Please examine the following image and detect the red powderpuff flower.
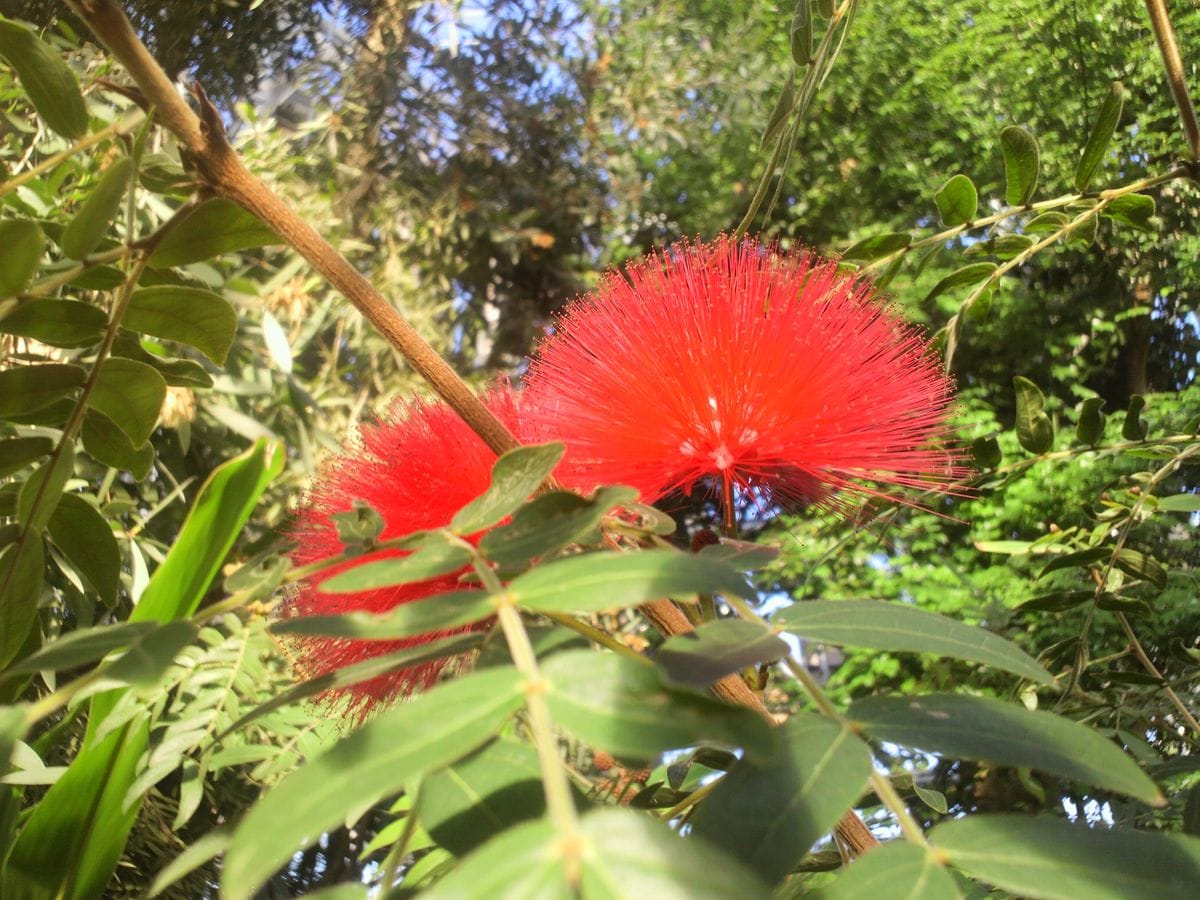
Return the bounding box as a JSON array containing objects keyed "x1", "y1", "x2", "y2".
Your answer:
[
  {"x1": 522, "y1": 237, "x2": 960, "y2": 520},
  {"x1": 285, "y1": 385, "x2": 520, "y2": 719}
]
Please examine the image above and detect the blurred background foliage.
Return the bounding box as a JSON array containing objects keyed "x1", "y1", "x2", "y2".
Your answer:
[{"x1": 1, "y1": 0, "x2": 1198, "y2": 894}]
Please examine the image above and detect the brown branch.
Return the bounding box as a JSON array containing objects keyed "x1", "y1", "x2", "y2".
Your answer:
[
  {"x1": 1144, "y1": 0, "x2": 1200, "y2": 161},
  {"x1": 640, "y1": 600, "x2": 880, "y2": 857},
  {"x1": 65, "y1": 0, "x2": 519, "y2": 458}
]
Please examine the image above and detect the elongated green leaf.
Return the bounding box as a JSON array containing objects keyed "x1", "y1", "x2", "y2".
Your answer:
[
  {"x1": 842, "y1": 231, "x2": 910, "y2": 261},
  {"x1": 16, "y1": 440, "x2": 73, "y2": 529},
  {"x1": 931, "y1": 814, "x2": 1200, "y2": 900},
  {"x1": 80, "y1": 409, "x2": 154, "y2": 479},
  {"x1": 0, "y1": 364, "x2": 84, "y2": 419},
  {"x1": 1075, "y1": 82, "x2": 1124, "y2": 191},
  {"x1": 47, "y1": 492, "x2": 120, "y2": 605},
  {"x1": 1, "y1": 621, "x2": 156, "y2": 677},
  {"x1": 223, "y1": 631, "x2": 486, "y2": 736},
  {"x1": 421, "y1": 737, "x2": 547, "y2": 856},
  {"x1": 656, "y1": 619, "x2": 788, "y2": 688},
  {"x1": 1103, "y1": 193, "x2": 1155, "y2": 231},
  {"x1": 87, "y1": 358, "x2": 166, "y2": 448},
  {"x1": 221, "y1": 667, "x2": 525, "y2": 899},
  {"x1": 691, "y1": 714, "x2": 873, "y2": 883},
  {"x1": 102, "y1": 620, "x2": 198, "y2": 688},
  {"x1": 848, "y1": 693, "x2": 1163, "y2": 805},
  {"x1": 0, "y1": 219, "x2": 45, "y2": 299},
  {"x1": 508, "y1": 549, "x2": 755, "y2": 614},
  {"x1": 790, "y1": 0, "x2": 812, "y2": 65},
  {"x1": 1000, "y1": 125, "x2": 1039, "y2": 205},
  {"x1": 963, "y1": 233, "x2": 1033, "y2": 260},
  {"x1": 1037, "y1": 546, "x2": 1109, "y2": 578},
  {"x1": 0, "y1": 536, "x2": 44, "y2": 669},
  {"x1": 1013, "y1": 376, "x2": 1054, "y2": 453},
  {"x1": 133, "y1": 439, "x2": 283, "y2": 623},
  {"x1": 146, "y1": 827, "x2": 230, "y2": 899},
  {"x1": 480, "y1": 485, "x2": 637, "y2": 568},
  {"x1": 427, "y1": 808, "x2": 768, "y2": 899},
  {"x1": 319, "y1": 539, "x2": 471, "y2": 593},
  {"x1": 760, "y1": 72, "x2": 795, "y2": 148},
  {"x1": 814, "y1": 840, "x2": 959, "y2": 900},
  {"x1": 541, "y1": 650, "x2": 773, "y2": 762},
  {"x1": 61, "y1": 157, "x2": 135, "y2": 259},
  {"x1": 0, "y1": 703, "x2": 26, "y2": 776},
  {"x1": 272, "y1": 589, "x2": 494, "y2": 640},
  {"x1": 774, "y1": 599, "x2": 1052, "y2": 684},
  {"x1": 1076, "y1": 397, "x2": 1106, "y2": 444},
  {"x1": 451, "y1": 442, "x2": 564, "y2": 535},
  {"x1": 1158, "y1": 494, "x2": 1200, "y2": 513},
  {"x1": 934, "y1": 173, "x2": 977, "y2": 226},
  {"x1": 0, "y1": 17, "x2": 88, "y2": 139},
  {"x1": 0, "y1": 299, "x2": 106, "y2": 347},
  {"x1": 147, "y1": 198, "x2": 281, "y2": 267},
  {"x1": 924, "y1": 262, "x2": 996, "y2": 303},
  {"x1": 124, "y1": 286, "x2": 238, "y2": 365},
  {"x1": 0, "y1": 436, "x2": 53, "y2": 478}
]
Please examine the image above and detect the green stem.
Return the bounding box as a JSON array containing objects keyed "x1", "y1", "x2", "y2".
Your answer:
[{"x1": 540, "y1": 610, "x2": 650, "y2": 665}]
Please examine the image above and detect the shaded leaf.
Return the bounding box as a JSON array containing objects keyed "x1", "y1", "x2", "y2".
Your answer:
[
  {"x1": 842, "y1": 231, "x2": 910, "y2": 262},
  {"x1": 931, "y1": 814, "x2": 1200, "y2": 900},
  {"x1": 102, "y1": 620, "x2": 198, "y2": 688},
  {"x1": 451, "y1": 442, "x2": 565, "y2": 535},
  {"x1": 0, "y1": 536, "x2": 44, "y2": 669},
  {"x1": 934, "y1": 174, "x2": 977, "y2": 226},
  {"x1": 125, "y1": 286, "x2": 238, "y2": 365},
  {"x1": 656, "y1": 619, "x2": 788, "y2": 688},
  {"x1": 61, "y1": 157, "x2": 135, "y2": 259},
  {"x1": 0, "y1": 299, "x2": 106, "y2": 347},
  {"x1": 1122, "y1": 394, "x2": 1148, "y2": 441},
  {"x1": 849, "y1": 693, "x2": 1163, "y2": 805},
  {"x1": 0, "y1": 218, "x2": 45, "y2": 299},
  {"x1": 0, "y1": 17, "x2": 88, "y2": 138},
  {"x1": 1000, "y1": 125, "x2": 1039, "y2": 205},
  {"x1": 147, "y1": 198, "x2": 281, "y2": 268},
  {"x1": 1075, "y1": 81, "x2": 1124, "y2": 191},
  {"x1": 1013, "y1": 376, "x2": 1053, "y2": 453},
  {"x1": 1076, "y1": 397, "x2": 1106, "y2": 445},
  {"x1": 1, "y1": 621, "x2": 156, "y2": 676},
  {"x1": 814, "y1": 840, "x2": 959, "y2": 900},
  {"x1": 16, "y1": 440, "x2": 74, "y2": 529},
  {"x1": 774, "y1": 599, "x2": 1052, "y2": 684},
  {"x1": 87, "y1": 358, "x2": 166, "y2": 448},
  {"x1": 1103, "y1": 194, "x2": 1155, "y2": 231},
  {"x1": 925, "y1": 263, "x2": 996, "y2": 303},
  {"x1": 80, "y1": 410, "x2": 154, "y2": 480},
  {"x1": 971, "y1": 435, "x2": 1001, "y2": 469},
  {"x1": 47, "y1": 492, "x2": 120, "y2": 606},
  {"x1": 0, "y1": 436, "x2": 53, "y2": 478},
  {"x1": 480, "y1": 485, "x2": 637, "y2": 568},
  {"x1": 0, "y1": 364, "x2": 84, "y2": 419}
]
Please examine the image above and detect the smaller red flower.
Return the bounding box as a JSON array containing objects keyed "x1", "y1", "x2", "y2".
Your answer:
[
  {"x1": 285, "y1": 385, "x2": 520, "y2": 719},
  {"x1": 522, "y1": 237, "x2": 960, "y2": 519}
]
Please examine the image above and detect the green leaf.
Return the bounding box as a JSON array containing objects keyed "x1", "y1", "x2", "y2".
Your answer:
[
  {"x1": 1037, "y1": 546, "x2": 1110, "y2": 578},
  {"x1": 1112, "y1": 548, "x2": 1167, "y2": 590},
  {"x1": 426, "y1": 808, "x2": 769, "y2": 899},
  {"x1": 329, "y1": 499, "x2": 385, "y2": 548},
  {"x1": 87, "y1": 358, "x2": 166, "y2": 447},
  {"x1": 760, "y1": 72, "x2": 795, "y2": 148},
  {"x1": 272, "y1": 589, "x2": 494, "y2": 640},
  {"x1": 1122, "y1": 394, "x2": 1148, "y2": 441},
  {"x1": 47, "y1": 492, "x2": 120, "y2": 606},
  {"x1": 319, "y1": 538, "x2": 472, "y2": 593},
  {"x1": 0, "y1": 17, "x2": 88, "y2": 139},
  {"x1": 0, "y1": 436, "x2": 53, "y2": 478},
  {"x1": 971, "y1": 435, "x2": 1001, "y2": 469},
  {"x1": 17, "y1": 440, "x2": 74, "y2": 529},
  {"x1": 790, "y1": 0, "x2": 812, "y2": 66},
  {"x1": 223, "y1": 631, "x2": 486, "y2": 736},
  {"x1": 0, "y1": 299, "x2": 106, "y2": 347},
  {"x1": 145, "y1": 827, "x2": 230, "y2": 899},
  {"x1": 1, "y1": 621, "x2": 156, "y2": 677},
  {"x1": 1075, "y1": 81, "x2": 1124, "y2": 191},
  {"x1": 1076, "y1": 397, "x2": 1106, "y2": 444},
  {"x1": 1013, "y1": 376, "x2": 1054, "y2": 453},
  {"x1": 541, "y1": 650, "x2": 773, "y2": 762},
  {"x1": 924, "y1": 262, "x2": 997, "y2": 303},
  {"x1": 80, "y1": 409, "x2": 154, "y2": 480},
  {"x1": 696, "y1": 539, "x2": 779, "y2": 570},
  {"x1": 848, "y1": 693, "x2": 1163, "y2": 805},
  {"x1": 0, "y1": 536, "x2": 44, "y2": 669},
  {"x1": 1000, "y1": 125, "x2": 1040, "y2": 205},
  {"x1": 451, "y1": 442, "x2": 564, "y2": 535},
  {"x1": 1158, "y1": 494, "x2": 1200, "y2": 513},
  {"x1": 147, "y1": 198, "x2": 281, "y2": 268},
  {"x1": 508, "y1": 549, "x2": 755, "y2": 615},
  {"x1": 656, "y1": 620, "x2": 788, "y2": 689},
  {"x1": 774, "y1": 599, "x2": 1053, "y2": 685},
  {"x1": 0, "y1": 364, "x2": 84, "y2": 419},
  {"x1": 0, "y1": 703, "x2": 27, "y2": 776},
  {"x1": 841, "y1": 231, "x2": 910, "y2": 261},
  {"x1": 60, "y1": 157, "x2": 135, "y2": 259},
  {"x1": 930, "y1": 814, "x2": 1200, "y2": 900},
  {"x1": 102, "y1": 620, "x2": 198, "y2": 688},
  {"x1": 1025, "y1": 211, "x2": 1070, "y2": 233},
  {"x1": 814, "y1": 841, "x2": 959, "y2": 900},
  {"x1": 220, "y1": 667, "x2": 525, "y2": 899},
  {"x1": 124, "y1": 286, "x2": 238, "y2": 365},
  {"x1": 132, "y1": 439, "x2": 283, "y2": 623},
  {"x1": 0, "y1": 219, "x2": 46, "y2": 299},
  {"x1": 1102, "y1": 194, "x2": 1155, "y2": 231},
  {"x1": 480, "y1": 485, "x2": 637, "y2": 568},
  {"x1": 110, "y1": 330, "x2": 214, "y2": 388},
  {"x1": 691, "y1": 714, "x2": 873, "y2": 883},
  {"x1": 1014, "y1": 589, "x2": 1094, "y2": 613},
  {"x1": 421, "y1": 737, "x2": 547, "y2": 856},
  {"x1": 963, "y1": 233, "x2": 1033, "y2": 260},
  {"x1": 934, "y1": 173, "x2": 978, "y2": 226}
]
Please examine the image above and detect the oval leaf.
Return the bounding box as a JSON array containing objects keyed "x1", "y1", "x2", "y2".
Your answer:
[
  {"x1": 1076, "y1": 397, "x2": 1106, "y2": 445},
  {"x1": 124, "y1": 286, "x2": 238, "y2": 365},
  {"x1": 0, "y1": 436, "x2": 53, "y2": 479},
  {"x1": 774, "y1": 599, "x2": 1053, "y2": 684},
  {"x1": 0, "y1": 218, "x2": 46, "y2": 299},
  {"x1": 47, "y1": 492, "x2": 120, "y2": 606},
  {"x1": 273, "y1": 589, "x2": 494, "y2": 640},
  {"x1": 1102, "y1": 193, "x2": 1155, "y2": 231},
  {"x1": 815, "y1": 840, "x2": 959, "y2": 900},
  {"x1": 480, "y1": 485, "x2": 637, "y2": 568},
  {"x1": 0, "y1": 536, "x2": 44, "y2": 668},
  {"x1": 0, "y1": 17, "x2": 88, "y2": 139},
  {"x1": 924, "y1": 262, "x2": 996, "y2": 303},
  {"x1": 60, "y1": 157, "x2": 135, "y2": 260},
  {"x1": 1000, "y1": 125, "x2": 1039, "y2": 205},
  {"x1": 80, "y1": 409, "x2": 154, "y2": 480},
  {"x1": 656, "y1": 619, "x2": 789, "y2": 688},
  {"x1": 1013, "y1": 375, "x2": 1054, "y2": 453},
  {"x1": 0, "y1": 364, "x2": 84, "y2": 419},
  {"x1": 451, "y1": 442, "x2": 565, "y2": 535},
  {"x1": 1075, "y1": 81, "x2": 1124, "y2": 192},
  {"x1": 842, "y1": 231, "x2": 910, "y2": 262},
  {"x1": 848, "y1": 693, "x2": 1163, "y2": 805},
  {"x1": 319, "y1": 539, "x2": 472, "y2": 594},
  {"x1": 0, "y1": 299, "x2": 106, "y2": 347},
  {"x1": 147, "y1": 198, "x2": 281, "y2": 268},
  {"x1": 87, "y1": 358, "x2": 166, "y2": 448},
  {"x1": 934, "y1": 173, "x2": 978, "y2": 226}
]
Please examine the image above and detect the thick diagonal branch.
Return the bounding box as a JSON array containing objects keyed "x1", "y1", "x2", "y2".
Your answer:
[{"x1": 1144, "y1": 0, "x2": 1200, "y2": 161}]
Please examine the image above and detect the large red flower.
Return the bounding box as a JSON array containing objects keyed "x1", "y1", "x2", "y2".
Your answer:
[
  {"x1": 522, "y1": 237, "x2": 959, "y2": 518},
  {"x1": 285, "y1": 385, "x2": 520, "y2": 718}
]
